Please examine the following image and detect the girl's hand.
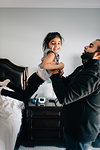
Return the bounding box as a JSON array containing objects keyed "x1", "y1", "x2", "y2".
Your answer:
[{"x1": 58, "y1": 62, "x2": 64, "y2": 69}]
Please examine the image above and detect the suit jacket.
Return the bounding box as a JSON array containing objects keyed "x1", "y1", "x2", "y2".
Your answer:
[{"x1": 50, "y1": 59, "x2": 100, "y2": 143}]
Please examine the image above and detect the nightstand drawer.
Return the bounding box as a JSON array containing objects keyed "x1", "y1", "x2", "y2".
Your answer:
[
  {"x1": 26, "y1": 118, "x2": 61, "y2": 128},
  {"x1": 26, "y1": 109, "x2": 61, "y2": 118},
  {"x1": 28, "y1": 128, "x2": 62, "y2": 139}
]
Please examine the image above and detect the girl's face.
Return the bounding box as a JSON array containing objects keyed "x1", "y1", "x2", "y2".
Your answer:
[{"x1": 48, "y1": 37, "x2": 62, "y2": 53}]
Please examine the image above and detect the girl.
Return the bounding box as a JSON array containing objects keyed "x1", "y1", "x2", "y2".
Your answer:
[{"x1": 0, "y1": 32, "x2": 64, "y2": 102}]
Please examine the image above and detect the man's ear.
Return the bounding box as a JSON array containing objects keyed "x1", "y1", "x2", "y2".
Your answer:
[{"x1": 93, "y1": 52, "x2": 100, "y2": 60}]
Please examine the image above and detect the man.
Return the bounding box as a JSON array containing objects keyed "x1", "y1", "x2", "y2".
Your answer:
[{"x1": 50, "y1": 39, "x2": 100, "y2": 150}]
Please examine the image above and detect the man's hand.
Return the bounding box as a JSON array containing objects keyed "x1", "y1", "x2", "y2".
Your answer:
[
  {"x1": 49, "y1": 69, "x2": 64, "y2": 76},
  {"x1": 60, "y1": 69, "x2": 64, "y2": 76},
  {"x1": 49, "y1": 70, "x2": 59, "y2": 75}
]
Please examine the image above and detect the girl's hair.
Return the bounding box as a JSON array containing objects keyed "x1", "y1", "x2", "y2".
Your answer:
[{"x1": 42, "y1": 32, "x2": 63, "y2": 51}]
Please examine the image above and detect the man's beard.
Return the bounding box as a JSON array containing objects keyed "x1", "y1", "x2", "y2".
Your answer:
[{"x1": 81, "y1": 51, "x2": 96, "y2": 64}]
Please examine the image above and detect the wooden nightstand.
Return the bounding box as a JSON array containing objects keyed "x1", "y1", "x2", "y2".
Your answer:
[{"x1": 23, "y1": 99, "x2": 65, "y2": 147}]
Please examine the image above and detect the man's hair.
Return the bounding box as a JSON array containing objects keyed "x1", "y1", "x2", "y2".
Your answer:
[
  {"x1": 96, "y1": 39, "x2": 100, "y2": 51},
  {"x1": 96, "y1": 39, "x2": 100, "y2": 41}
]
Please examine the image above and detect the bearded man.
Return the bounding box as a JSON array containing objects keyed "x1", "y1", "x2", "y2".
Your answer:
[{"x1": 50, "y1": 39, "x2": 100, "y2": 150}]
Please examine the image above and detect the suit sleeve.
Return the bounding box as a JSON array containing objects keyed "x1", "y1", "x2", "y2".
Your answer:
[{"x1": 50, "y1": 74, "x2": 68, "y2": 104}]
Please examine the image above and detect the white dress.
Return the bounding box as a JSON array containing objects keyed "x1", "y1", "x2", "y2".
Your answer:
[{"x1": 38, "y1": 49, "x2": 60, "y2": 80}]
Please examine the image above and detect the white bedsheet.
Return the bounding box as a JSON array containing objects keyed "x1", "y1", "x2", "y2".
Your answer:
[{"x1": 0, "y1": 89, "x2": 24, "y2": 150}]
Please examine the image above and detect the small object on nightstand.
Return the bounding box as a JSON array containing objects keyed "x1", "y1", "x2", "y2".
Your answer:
[
  {"x1": 49, "y1": 98, "x2": 59, "y2": 106},
  {"x1": 38, "y1": 97, "x2": 46, "y2": 104},
  {"x1": 31, "y1": 94, "x2": 38, "y2": 105}
]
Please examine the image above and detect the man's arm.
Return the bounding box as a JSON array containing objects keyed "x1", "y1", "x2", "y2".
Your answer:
[
  {"x1": 50, "y1": 73, "x2": 67, "y2": 104},
  {"x1": 50, "y1": 64, "x2": 100, "y2": 105}
]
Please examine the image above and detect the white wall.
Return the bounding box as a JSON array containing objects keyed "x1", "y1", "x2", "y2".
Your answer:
[{"x1": 0, "y1": 8, "x2": 100, "y2": 98}]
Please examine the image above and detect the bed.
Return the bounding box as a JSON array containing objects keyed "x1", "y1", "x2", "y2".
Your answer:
[{"x1": 0, "y1": 58, "x2": 28, "y2": 150}]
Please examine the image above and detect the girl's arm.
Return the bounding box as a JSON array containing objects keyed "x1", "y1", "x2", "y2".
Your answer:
[{"x1": 41, "y1": 52, "x2": 64, "y2": 70}]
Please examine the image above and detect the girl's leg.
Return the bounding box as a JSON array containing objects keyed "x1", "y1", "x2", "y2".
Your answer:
[
  {"x1": 20, "y1": 72, "x2": 44, "y2": 99},
  {"x1": 7, "y1": 82, "x2": 23, "y2": 92},
  {"x1": 1, "y1": 89, "x2": 25, "y2": 101},
  {"x1": 1, "y1": 73, "x2": 44, "y2": 102}
]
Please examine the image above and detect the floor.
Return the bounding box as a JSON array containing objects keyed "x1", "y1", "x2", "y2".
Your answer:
[
  {"x1": 18, "y1": 146, "x2": 65, "y2": 150},
  {"x1": 18, "y1": 145, "x2": 100, "y2": 150}
]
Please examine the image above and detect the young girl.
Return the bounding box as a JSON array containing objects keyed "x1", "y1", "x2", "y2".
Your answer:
[{"x1": 0, "y1": 32, "x2": 64, "y2": 102}]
